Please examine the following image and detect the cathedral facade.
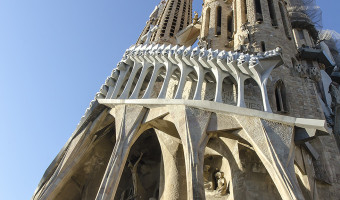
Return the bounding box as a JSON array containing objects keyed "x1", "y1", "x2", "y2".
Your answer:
[{"x1": 33, "y1": 0, "x2": 340, "y2": 199}]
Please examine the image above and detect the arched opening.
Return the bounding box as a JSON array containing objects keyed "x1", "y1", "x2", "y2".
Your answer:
[
  {"x1": 222, "y1": 76, "x2": 237, "y2": 105},
  {"x1": 275, "y1": 80, "x2": 288, "y2": 113},
  {"x1": 115, "y1": 129, "x2": 162, "y2": 200},
  {"x1": 182, "y1": 70, "x2": 198, "y2": 100},
  {"x1": 244, "y1": 79, "x2": 264, "y2": 111},
  {"x1": 202, "y1": 71, "x2": 217, "y2": 101},
  {"x1": 203, "y1": 131, "x2": 282, "y2": 200},
  {"x1": 151, "y1": 66, "x2": 167, "y2": 98},
  {"x1": 216, "y1": 6, "x2": 222, "y2": 36},
  {"x1": 138, "y1": 66, "x2": 155, "y2": 98},
  {"x1": 279, "y1": 2, "x2": 291, "y2": 40},
  {"x1": 267, "y1": 0, "x2": 278, "y2": 27},
  {"x1": 254, "y1": 0, "x2": 263, "y2": 23},
  {"x1": 203, "y1": 8, "x2": 211, "y2": 37}
]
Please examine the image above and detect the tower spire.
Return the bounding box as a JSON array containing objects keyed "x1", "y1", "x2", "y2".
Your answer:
[{"x1": 138, "y1": 0, "x2": 193, "y2": 45}]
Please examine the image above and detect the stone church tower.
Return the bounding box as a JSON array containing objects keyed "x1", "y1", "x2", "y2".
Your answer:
[{"x1": 33, "y1": 0, "x2": 340, "y2": 199}]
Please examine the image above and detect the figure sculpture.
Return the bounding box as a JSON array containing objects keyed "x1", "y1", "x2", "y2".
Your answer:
[
  {"x1": 237, "y1": 24, "x2": 250, "y2": 52},
  {"x1": 128, "y1": 152, "x2": 144, "y2": 198},
  {"x1": 215, "y1": 172, "x2": 227, "y2": 196},
  {"x1": 193, "y1": 11, "x2": 199, "y2": 24}
]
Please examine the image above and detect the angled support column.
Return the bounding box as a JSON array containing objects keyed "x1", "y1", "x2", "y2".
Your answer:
[
  {"x1": 129, "y1": 61, "x2": 153, "y2": 99},
  {"x1": 142, "y1": 62, "x2": 164, "y2": 99},
  {"x1": 109, "y1": 62, "x2": 131, "y2": 99},
  {"x1": 212, "y1": 67, "x2": 229, "y2": 103},
  {"x1": 118, "y1": 61, "x2": 143, "y2": 99},
  {"x1": 190, "y1": 59, "x2": 206, "y2": 100},
  {"x1": 95, "y1": 105, "x2": 147, "y2": 200},
  {"x1": 174, "y1": 63, "x2": 193, "y2": 99},
  {"x1": 217, "y1": 55, "x2": 249, "y2": 108},
  {"x1": 155, "y1": 129, "x2": 187, "y2": 200},
  {"x1": 248, "y1": 54, "x2": 283, "y2": 112},
  {"x1": 157, "y1": 63, "x2": 177, "y2": 99},
  {"x1": 235, "y1": 115, "x2": 305, "y2": 200},
  {"x1": 168, "y1": 106, "x2": 212, "y2": 200}
]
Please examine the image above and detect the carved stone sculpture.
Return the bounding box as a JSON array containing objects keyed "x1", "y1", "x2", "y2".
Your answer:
[
  {"x1": 128, "y1": 152, "x2": 144, "y2": 198},
  {"x1": 215, "y1": 172, "x2": 227, "y2": 196},
  {"x1": 193, "y1": 11, "x2": 199, "y2": 25}
]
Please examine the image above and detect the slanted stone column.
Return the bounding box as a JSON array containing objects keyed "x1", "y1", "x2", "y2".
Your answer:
[
  {"x1": 109, "y1": 62, "x2": 131, "y2": 99},
  {"x1": 118, "y1": 61, "x2": 143, "y2": 99},
  {"x1": 143, "y1": 63, "x2": 164, "y2": 99},
  {"x1": 174, "y1": 64, "x2": 193, "y2": 99},
  {"x1": 96, "y1": 105, "x2": 147, "y2": 200},
  {"x1": 235, "y1": 115, "x2": 305, "y2": 200},
  {"x1": 168, "y1": 106, "x2": 212, "y2": 200},
  {"x1": 130, "y1": 61, "x2": 153, "y2": 99},
  {"x1": 155, "y1": 129, "x2": 187, "y2": 200}
]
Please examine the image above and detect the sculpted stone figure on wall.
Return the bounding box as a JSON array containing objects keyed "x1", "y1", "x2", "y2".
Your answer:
[
  {"x1": 215, "y1": 172, "x2": 228, "y2": 196},
  {"x1": 237, "y1": 24, "x2": 250, "y2": 52},
  {"x1": 128, "y1": 153, "x2": 144, "y2": 199}
]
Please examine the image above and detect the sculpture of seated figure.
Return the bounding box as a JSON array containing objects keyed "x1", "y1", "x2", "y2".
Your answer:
[{"x1": 215, "y1": 172, "x2": 227, "y2": 196}]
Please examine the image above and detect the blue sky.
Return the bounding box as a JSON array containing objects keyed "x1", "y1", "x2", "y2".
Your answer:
[{"x1": 0, "y1": 0, "x2": 339, "y2": 199}]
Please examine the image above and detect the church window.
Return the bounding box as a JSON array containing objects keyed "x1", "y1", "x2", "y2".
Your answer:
[
  {"x1": 275, "y1": 80, "x2": 288, "y2": 113},
  {"x1": 216, "y1": 6, "x2": 222, "y2": 36},
  {"x1": 227, "y1": 13, "x2": 233, "y2": 38},
  {"x1": 204, "y1": 8, "x2": 211, "y2": 37},
  {"x1": 279, "y1": 2, "x2": 291, "y2": 39},
  {"x1": 254, "y1": 0, "x2": 263, "y2": 22},
  {"x1": 267, "y1": 0, "x2": 278, "y2": 26}
]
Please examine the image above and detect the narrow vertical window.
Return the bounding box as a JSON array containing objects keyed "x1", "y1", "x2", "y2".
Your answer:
[
  {"x1": 242, "y1": 0, "x2": 248, "y2": 24},
  {"x1": 267, "y1": 0, "x2": 277, "y2": 26},
  {"x1": 254, "y1": 0, "x2": 263, "y2": 23},
  {"x1": 261, "y1": 41, "x2": 266, "y2": 52},
  {"x1": 279, "y1": 2, "x2": 291, "y2": 39},
  {"x1": 228, "y1": 14, "x2": 233, "y2": 39},
  {"x1": 275, "y1": 80, "x2": 288, "y2": 112},
  {"x1": 216, "y1": 6, "x2": 222, "y2": 36},
  {"x1": 204, "y1": 8, "x2": 211, "y2": 37}
]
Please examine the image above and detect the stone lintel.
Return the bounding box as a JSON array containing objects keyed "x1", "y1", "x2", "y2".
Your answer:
[{"x1": 98, "y1": 99, "x2": 328, "y2": 133}]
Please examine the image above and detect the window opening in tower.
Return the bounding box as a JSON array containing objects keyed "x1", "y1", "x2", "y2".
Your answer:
[
  {"x1": 216, "y1": 6, "x2": 222, "y2": 36},
  {"x1": 254, "y1": 0, "x2": 263, "y2": 23},
  {"x1": 267, "y1": 0, "x2": 278, "y2": 27},
  {"x1": 279, "y1": 2, "x2": 291, "y2": 40}
]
